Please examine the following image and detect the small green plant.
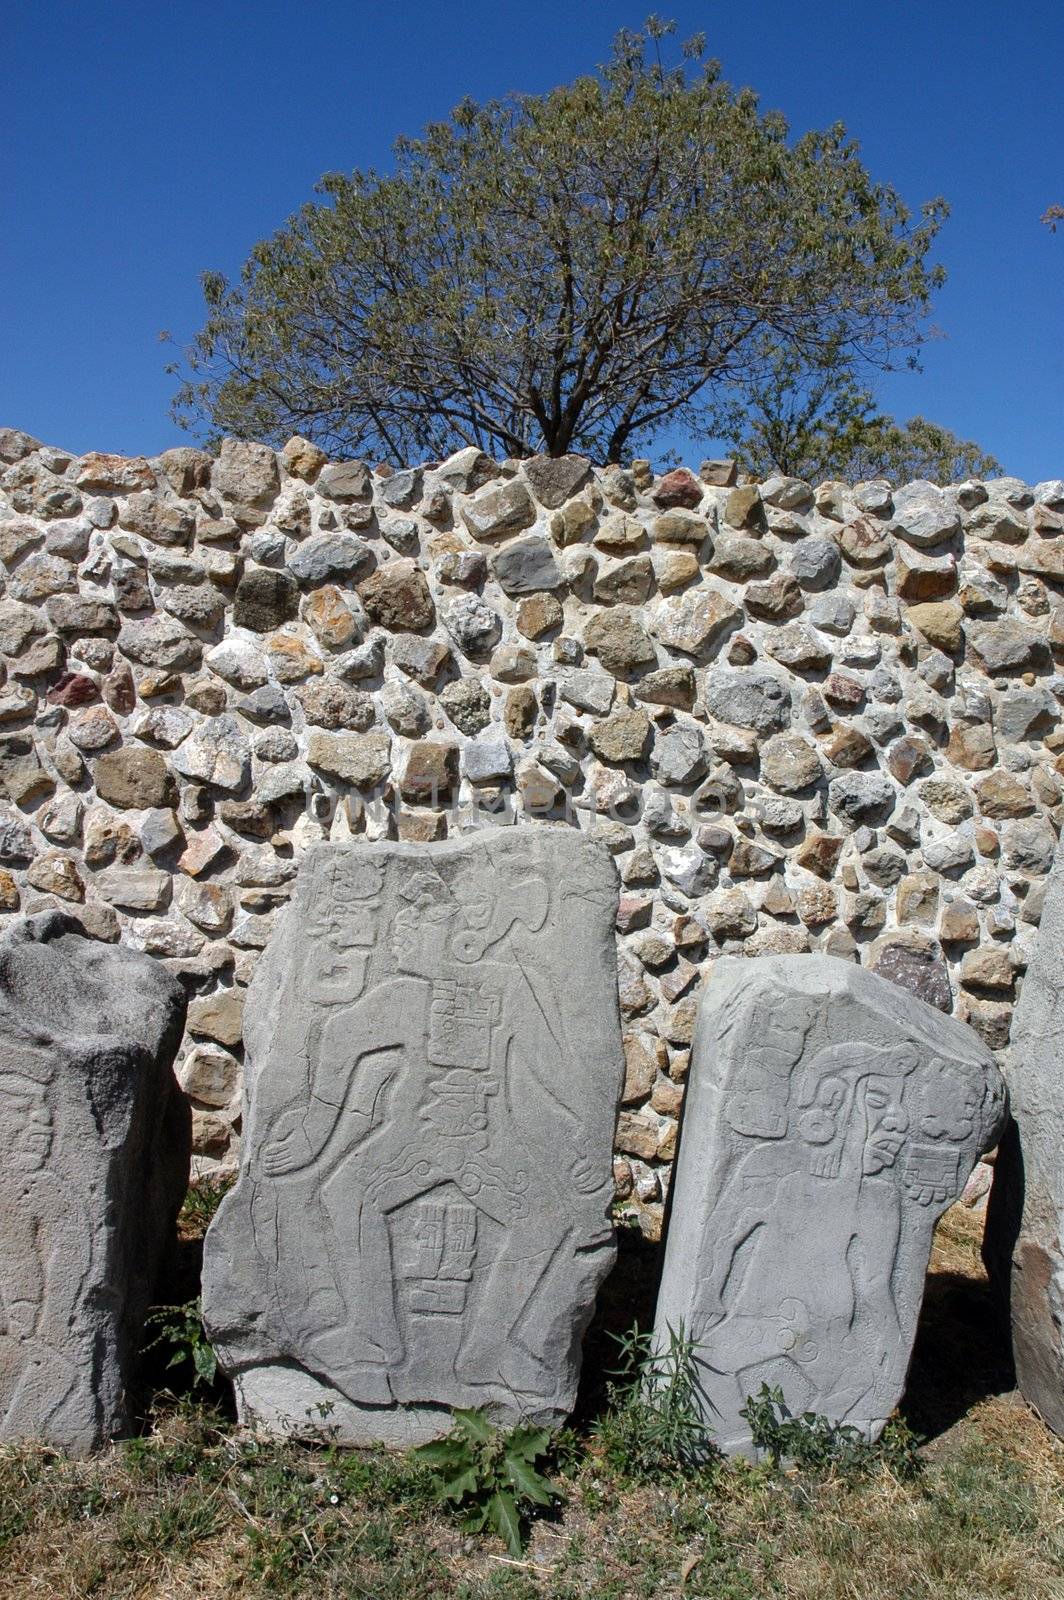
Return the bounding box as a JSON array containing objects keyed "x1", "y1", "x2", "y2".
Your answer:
[
  {"x1": 596, "y1": 1321, "x2": 716, "y2": 1480},
  {"x1": 412, "y1": 1406, "x2": 559, "y2": 1554},
  {"x1": 178, "y1": 1175, "x2": 234, "y2": 1237},
  {"x1": 739, "y1": 1383, "x2": 922, "y2": 1478},
  {"x1": 142, "y1": 1299, "x2": 218, "y2": 1392}
]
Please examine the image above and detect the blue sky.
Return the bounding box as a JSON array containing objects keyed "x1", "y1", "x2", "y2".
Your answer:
[{"x1": 2, "y1": 0, "x2": 1061, "y2": 478}]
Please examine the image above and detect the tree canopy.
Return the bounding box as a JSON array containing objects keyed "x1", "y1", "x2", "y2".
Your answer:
[
  {"x1": 172, "y1": 17, "x2": 950, "y2": 464},
  {"x1": 717, "y1": 347, "x2": 1001, "y2": 483}
]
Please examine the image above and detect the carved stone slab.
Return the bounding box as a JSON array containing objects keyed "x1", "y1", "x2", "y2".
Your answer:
[
  {"x1": 655, "y1": 954, "x2": 1005, "y2": 1456},
  {"x1": 203, "y1": 828, "x2": 624, "y2": 1444},
  {"x1": 0, "y1": 911, "x2": 189, "y2": 1450},
  {"x1": 985, "y1": 838, "x2": 1064, "y2": 1436}
]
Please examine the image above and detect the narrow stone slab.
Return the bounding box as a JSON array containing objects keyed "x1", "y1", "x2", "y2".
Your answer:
[
  {"x1": 655, "y1": 954, "x2": 1005, "y2": 1456},
  {"x1": 0, "y1": 912, "x2": 189, "y2": 1450},
  {"x1": 985, "y1": 837, "x2": 1064, "y2": 1436},
  {"x1": 203, "y1": 828, "x2": 624, "y2": 1444}
]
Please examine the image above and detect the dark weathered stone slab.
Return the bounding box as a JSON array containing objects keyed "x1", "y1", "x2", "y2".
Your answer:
[
  {"x1": 985, "y1": 838, "x2": 1064, "y2": 1436},
  {"x1": 0, "y1": 912, "x2": 189, "y2": 1450},
  {"x1": 203, "y1": 828, "x2": 624, "y2": 1444},
  {"x1": 655, "y1": 954, "x2": 1005, "y2": 1456}
]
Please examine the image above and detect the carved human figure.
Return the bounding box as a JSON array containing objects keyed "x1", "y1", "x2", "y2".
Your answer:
[
  {"x1": 203, "y1": 830, "x2": 625, "y2": 1444},
  {"x1": 654, "y1": 955, "x2": 1006, "y2": 1455}
]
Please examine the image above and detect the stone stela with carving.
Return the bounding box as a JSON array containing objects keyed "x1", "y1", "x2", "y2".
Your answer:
[
  {"x1": 655, "y1": 954, "x2": 1006, "y2": 1457},
  {"x1": 203, "y1": 827, "x2": 624, "y2": 1445},
  {"x1": 0, "y1": 911, "x2": 189, "y2": 1451}
]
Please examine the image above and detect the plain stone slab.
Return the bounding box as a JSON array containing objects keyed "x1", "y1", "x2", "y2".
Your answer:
[
  {"x1": 0, "y1": 911, "x2": 189, "y2": 1450},
  {"x1": 203, "y1": 827, "x2": 624, "y2": 1444},
  {"x1": 985, "y1": 835, "x2": 1064, "y2": 1436},
  {"x1": 655, "y1": 954, "x2": 1005, "y2": 1457}
]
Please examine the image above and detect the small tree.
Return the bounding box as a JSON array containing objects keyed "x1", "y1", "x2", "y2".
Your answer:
[
  {"x1": 172, "y1": 18, "x2": 948, "y2": 463},
  {"x1": 717, "y1": 346, "x2": 1001, "y2": 483}
]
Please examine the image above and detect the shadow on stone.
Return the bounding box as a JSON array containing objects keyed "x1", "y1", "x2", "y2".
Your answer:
[
  {"x1": 572, "y1": 1226, "x2": 664, "y2": 1428},
  {"x1": 899, "y1": 1245, "x2": 1015, "y2": 1444}
]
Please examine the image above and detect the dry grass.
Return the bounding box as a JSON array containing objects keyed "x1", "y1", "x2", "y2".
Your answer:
[{"x1": 0, "y1": 1202, "x2": 1061, "y2": 1600}]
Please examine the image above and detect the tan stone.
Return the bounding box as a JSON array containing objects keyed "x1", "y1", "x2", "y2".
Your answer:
[
  {"x1": 918, "y1": 776, "x2": 974, "y2": 824},
  {"x1": 504, "y1": 684, "x2": 537, "y2": 740},
  {"x1": 905, "y1": 601, "x2": 964, "y2": 652},
  {"x1": 266, "y1": 630, "x2": 325, "y2": 682},
  {"x1": 960, "y1": 947, "x2": 1015, "y2": 992},
  {"x1": 796, "y1": 881, "x2": 837, "y2": 926},
  {"x1": 975, "y1": 771, "x2": 1034, "y2": 818},
  {"x1": 303, "y1": 585, "x2": 358, "y2": 650},
  {"x1": 939, "y1": 898, "x2": 980, "y2": 943},
  {"x1": 896, "y1": 872, "x2": 939, "y2": 925},
  {"x1": 187, "y1": 990, "x2": 245, "y2": 1047},
  {"x1": 588, "y1": 708, "x2": 651, "y2": 764},
  {"x1": 795, "y1": 831, "x2": 844, "y2": 878},
  {"x1": 398, "y1": 741, "x2": 458, "y2": 802},
  {"x1": 947, "y1": 723, "x2": 997, "y2": 771},
  {"x1": 26, "y1": 850, "x2": 84, "y2": 901},
  {"x1": 516, "y1": 592, "x2": 563, "y2": 639},
  {"x1": 306, "y1": 731, "x2": 392, "y2": 787},
  {"x1": 280, "y1": 435, "x2": 327, "y2": 481}
]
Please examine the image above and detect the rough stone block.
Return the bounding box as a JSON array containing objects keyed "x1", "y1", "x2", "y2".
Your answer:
[
  {"x1": 0, "y1": 912, "x2": 189, "y2": 1449},
  {"x1": 985, "y1": 834, "x2": 1064, "y2": 1436},
  {"x1": 655, "y1": 954, "x2": 1005, "y2": 1457},
  {"x1": 203, "y1": 828, "x2": 624, "y2": 1444}
]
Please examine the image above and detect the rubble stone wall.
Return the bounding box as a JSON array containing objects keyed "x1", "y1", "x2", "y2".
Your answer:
[{"x1": 1, "y1": 425, "x2": 1061, "y2": 1237}]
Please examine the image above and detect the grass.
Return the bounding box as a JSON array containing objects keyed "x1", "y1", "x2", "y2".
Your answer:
[{"x1": 0, "y1": 1203, "x2": 1061, "y2": 1599}]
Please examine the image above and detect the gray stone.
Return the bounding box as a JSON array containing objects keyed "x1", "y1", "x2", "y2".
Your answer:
[
  {"x1": 171, "y1": 715, "x2": 251, "y2": 792},
  {"x1": 968, "y1": 619, "x2": 1051, "y2": 677},
  {"x1": 442, "y1": 593, "x2": 502, "y2": 656},
  {"x1": 890, "y1": 482, "x2": 961, "y2": 548},
  {"x1": 461, "y1": 736, "x2": 513, "y2": 784},
  {"x1": 435, "y1": 448, "x2": 494, "y2": 495},
  {"x1": 491, "y1": 537, "x2": 563, "y2": 596},
  {"x1": 317, "y1": 460, "x2": 371, "y2": 501},
  {"x1": 461, "y1": 481, "x2": 536, "y2": 541},
  {"x1": 789, "y1": 539, "x2": 842, "y2": 590},
  {"x1": 203, "y1": 830, "x2": 624, "y2": 1443},
  {"x1": 289, "y1": 534, "x2": 374, "y2": 588},
  {"x1": 0, "y1": 911, "x2": 189, "y2": 1448},
  {"x1": 655, "y1": 954, "x2": 1005, "y2": 1457},
  {"x1": 380, "y1": 517, "x2": 420, "y2": 556},
  {"x1": 829, "y1": 771, "x2": 897, "y2": 828},
  {"x1": 986, "y1": 835, "x2": 1064, "y2": 1436},
  {"x1": 381, "y1": 679, "x2": 430, "y2": 737},
  {"x1": 523, "y1": 455, "x2": 592, "y2": 509},
  {"x1": 237, "y1": 683, "x2": 290, "y2": 724},
  {"x1": 560, "y1": 669, "x2": 615, "y2": 717},
  {"x1": 378, "y1": 468, "x2": 422, "y2": 510},
  {"x1": 439, "y1": 678, "x2": 492, "y2": 737},
  {"x1": 116, "y1": 615, "x2": 201, "y2": 670},
  {"x1": 704, "y1": 670, "x2": 792, "y2": 735},
  {"x1": 652, "y1": 726, "x2": 707, "y2": 787}
]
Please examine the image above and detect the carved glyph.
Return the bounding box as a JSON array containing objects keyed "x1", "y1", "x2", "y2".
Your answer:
[
  {"x1": 203, "y1": 827, "x2": 624, "y2": 1444},
  {"x1": 655, "y1": 954, "x2": 1005, "y2": 1456}
]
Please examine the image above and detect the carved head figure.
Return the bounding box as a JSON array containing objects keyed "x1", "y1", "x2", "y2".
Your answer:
[
  {"x1": 0, "y1": 1074, "x2": 53, "y2": 1175},
  {"x1": 794, "y1": 1043, "x2": 916, "y2": 1181},
  {"x1": 390, "y1": 859, "x2": 550, "y2": 972},
  {"x1": 390, "y1": 871, "x2": 455, "y2": 975}
]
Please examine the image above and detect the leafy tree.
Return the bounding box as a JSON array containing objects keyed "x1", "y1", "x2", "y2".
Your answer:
[
  {"x1": 172, "y1": 17, "x2": 948, "y2": 463},
  {"x1": 716, "y1": 345, "x2": 1000, "y2": 483}
]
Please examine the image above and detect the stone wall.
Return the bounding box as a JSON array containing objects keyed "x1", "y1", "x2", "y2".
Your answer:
[{"x1": 1, "y1": 425, "x2": 1061, "y2": 1237}]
